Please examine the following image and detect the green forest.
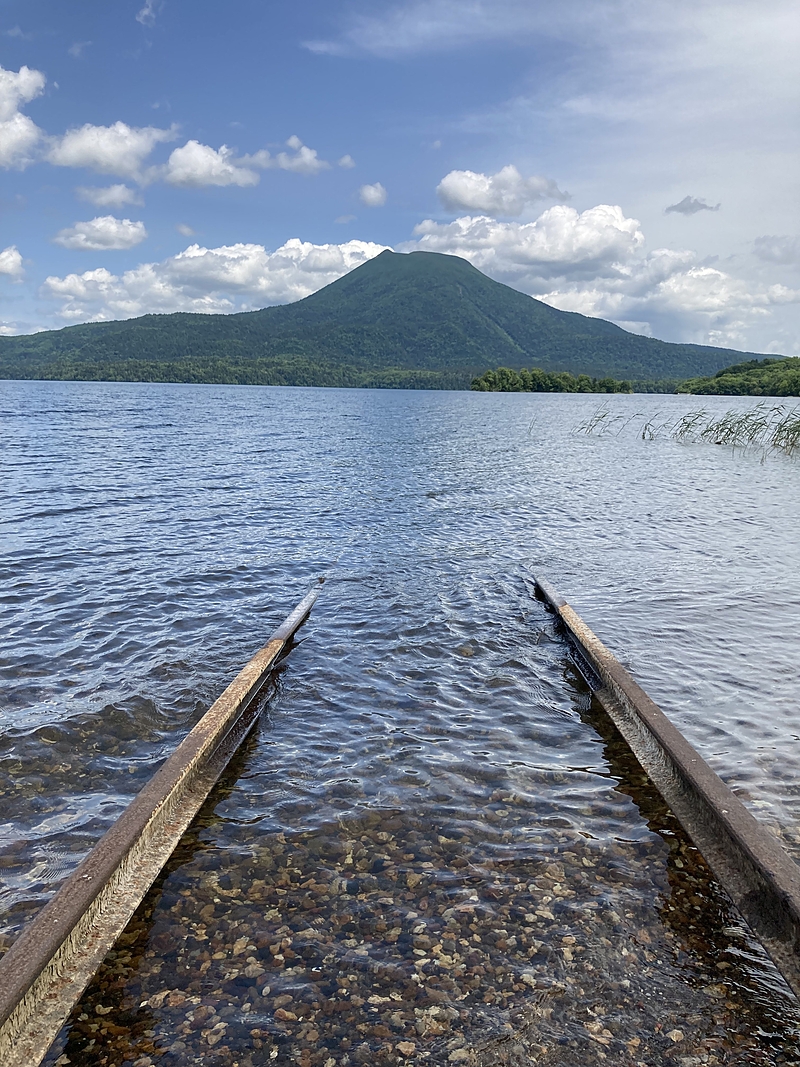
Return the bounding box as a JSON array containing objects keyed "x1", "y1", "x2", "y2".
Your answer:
[
  {"x1": 471, "y1": 367, "x2": 632, "y2": 392},
  {"x1": 678, "y1": 356, "x2": 800, "y2": 396}
]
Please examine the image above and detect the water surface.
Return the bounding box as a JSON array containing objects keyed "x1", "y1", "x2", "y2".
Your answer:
[{"x1": 2, "y1": 380, "x2": 800, "y2": 1065}]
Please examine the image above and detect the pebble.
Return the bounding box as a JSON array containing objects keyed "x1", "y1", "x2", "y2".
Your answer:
[{"x1": 36, "y1": 773, "x2": 800, "y2": 1066}]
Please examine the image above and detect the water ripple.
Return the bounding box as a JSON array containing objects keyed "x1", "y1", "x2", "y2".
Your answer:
[{"x1": 3, "y1": 381, "x2": 800, "y2": 1063}]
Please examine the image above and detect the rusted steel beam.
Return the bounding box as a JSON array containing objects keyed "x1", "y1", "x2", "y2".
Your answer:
[
  {"x1": 0, "y1": 582, "x2": 322, "y2": 1067},
  {"x1": 535, "y1": 576, "x2": 800, "y2": 999}
]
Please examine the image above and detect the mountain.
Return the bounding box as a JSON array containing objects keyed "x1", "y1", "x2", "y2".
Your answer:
[
  {"x1": 678, "y1": 356, "x2": 800, "y2": 396},
  {"x1": 0, "y1": 250, "x2": 774, "y2": 388}
]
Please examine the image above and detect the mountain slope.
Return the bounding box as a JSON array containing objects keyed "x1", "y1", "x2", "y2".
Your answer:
[{"x1": 0, "y1": 250, "x2": 773, "y2": 386}]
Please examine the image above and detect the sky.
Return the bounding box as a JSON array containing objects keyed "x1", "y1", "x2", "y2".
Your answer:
[{"x1": 0, "y1": 0, "x2": 798, "y2": 353}]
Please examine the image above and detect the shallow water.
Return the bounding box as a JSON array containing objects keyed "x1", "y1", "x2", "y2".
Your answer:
[{"x1": 2, "y1": 380, "x2": 800, "y2": 1065}]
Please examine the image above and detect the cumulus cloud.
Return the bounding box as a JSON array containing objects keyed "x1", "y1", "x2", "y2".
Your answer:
[
  {"x1": 273, "y1": 135, "x2": 330, "y2": 175},
  {"x1": 407, "y1": 204, "x2": 644, "y2": 277},
  {"x1": 53, "y1": 216, "x2": 148, "y2": 251},
  {"x1": 0, "y1": 245, "x2": 24, "y2": 276},
  {"x1": 76, "y1": 184, "x2": 143, "y2": 208},
  {"x1": 528, "y1": 264, "x2": 800, "y2": 349},
  {"x1": 338, "y1": 154, "x2": 356, "y2": 168},
  {"x1": 0, "y1": 64, "x2": 46, "y2": 169},
  {"x1": 754, "y1": 235, "x2": 800, "y2": 266},
  {"x1": 163, "y1": 141, "x2": 261, "y2": 187},
  {"x1": 666, "y1": 195, "x2": 721, "y2": 215},
  {"x1": 437, "y1": 165, "x2": 569, "y2": 215},
  {"x1": 359, "y1": 182, "x2": 387, "y2": 207},
  {"x1": 160, "y1": 136, "x2": 329, "y2": 187},
  {"x1": 41, "y1": 238, "x2": 389, "y2": 321},
  {"x1": 48, "y1": 121, "x2": 177, "y2": 181},
  {"x1": 0, "y1": 68, "x2": 334, "y2": 195},
  {"x1": 176, "y1": 223, "x2": 196, "y2": 237}
]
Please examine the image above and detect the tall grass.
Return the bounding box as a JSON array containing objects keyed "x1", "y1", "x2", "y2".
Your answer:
[{"x1": 578, "y1": 401, "x2": 800, "y2": 456}]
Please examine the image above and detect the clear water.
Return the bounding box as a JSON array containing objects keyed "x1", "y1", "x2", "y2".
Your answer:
[{"x1": 2, "y1": 380, "x2": 800, "y2": 1065}]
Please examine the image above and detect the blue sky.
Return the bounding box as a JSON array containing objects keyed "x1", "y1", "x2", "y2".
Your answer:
[{"x1": 0, "y1": 0, "x2": 798, "y2": 353}]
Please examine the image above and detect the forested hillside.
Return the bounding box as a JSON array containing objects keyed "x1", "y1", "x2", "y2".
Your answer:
[
  {"x1": 0, "y1": 251, "x2": 773, "y2": 387},
  {"x1": 679, "y1": 357, "x2": 800, "y2": 396}
]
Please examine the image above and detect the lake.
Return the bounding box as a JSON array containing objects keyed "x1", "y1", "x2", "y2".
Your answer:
[{"x1": 3, "y1": 379, "x2": 800, "y2": 1065}]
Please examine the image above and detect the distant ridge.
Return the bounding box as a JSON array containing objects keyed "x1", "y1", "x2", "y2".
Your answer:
[{"x1": 0, "y1": 250, "x2": 774, "y2": 388}]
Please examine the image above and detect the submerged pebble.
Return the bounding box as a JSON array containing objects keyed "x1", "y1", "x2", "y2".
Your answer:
[{"x1": 41, "y1": 775, "x2": 800, "y2": 1066}]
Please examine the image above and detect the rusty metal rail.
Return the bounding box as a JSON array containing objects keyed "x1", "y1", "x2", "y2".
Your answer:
[
  {"x1": 0, "y1": 582, "x2": 322, "y2": 1067},
  {"x1": 535, "y1": 576, "x2": 800, "y2": 1000}
]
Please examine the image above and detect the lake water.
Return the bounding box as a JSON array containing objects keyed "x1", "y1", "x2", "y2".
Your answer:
[{"x1": 3, "y1": 379, "x2": 800, "y2": 1066}]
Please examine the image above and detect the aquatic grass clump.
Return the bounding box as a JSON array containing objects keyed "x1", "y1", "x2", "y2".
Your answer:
[
  {"x1": 577, "y1": 407, "x2": 644, "y2": 436},
  {"x1": 578, "y1": 401, "x2": 800, "y2": 456},
  {"x1": 768, "y1": 409, "x2": 800, "y2": 455}
]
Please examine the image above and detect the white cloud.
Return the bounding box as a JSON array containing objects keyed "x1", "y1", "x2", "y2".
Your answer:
[
  {"x1": 68, "y1": 41, "x2": 91, "y2": 59},
  {"x1": 0, "y1": 110, "x2": 44, "y2": 169},
  {"x1": 176, "y1": 223, "x2": 196, "y2": 237},
  {"x1": 136, "y1": 0, "x2": 161, "y2": 27},
  {"x1": 303, "y1": 0, "x2": 513, "y2": 55},
  {"x1": 335, "y1": 214, "x2": 356, "y2": 224},
  {"x1": 76, "y1": 184, "x2": 143, "y2": 208},
  {"x1": 273, "y1": 136, "x2": 330, "y2": 175},
  {"x1": 163, "y1": 140, "x2": 261, "y2": 187},
  {"x1": 48, "y1": 121, "x2": 177, "y2": 180},
  {"x1": 653, "y1": 269, "x2": 799, "y2": 314},
  {"x1": 53, "y1": 216, "x2": 148, "y2": 251},
  {"x1": 0, "y1": 67, "x2": 332, "y2": 198},
  {"x1": 305, "y1": 0, "x2": 654, "y2": 57},
  {"x1": 0, "y1": 64, "x2": 46, "y2": 118},
  {"x1": 437, "y1": 165, "x2": 568, "y2": 216},
  {"x1": 408, "y1": 204, "x2": 644, "y2": 276},
  {"x1": 41, "y1": 238, "x2": 389, "y2": 321},
  {"x1": 304, "y1": 0, "x2": 798, "y2": 74},
  {"x1": 160, "y1": 136, "x2": 329, "y2": 187},
  {"x1": 0, "y1": 245, "x2": 23, "y2": 276},
  {"x1": 0, "y1": 64, "x2": 46, "y2": 168},
  {"x1": 359, "y1": 182, "x2": 387, "y2": 207},
  {"x1": 338, "y1": 154, "x2": 356, "y2": 168}
]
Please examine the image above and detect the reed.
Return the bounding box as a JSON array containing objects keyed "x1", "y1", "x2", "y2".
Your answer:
[
  {"x1": 577, "y1": 407, "x2": 644, "y2": 436},
  {"x1": 579, "y1": 401, "x2": 800, "y2": 455}
]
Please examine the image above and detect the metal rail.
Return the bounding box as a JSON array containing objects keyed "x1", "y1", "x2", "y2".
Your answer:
[
  {"x1": 0, "y1": 582, "x2": 322, "y2": 1067},
  {"x1": 535, "y1": 576, "x2": 800, "y2": 1000}
]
